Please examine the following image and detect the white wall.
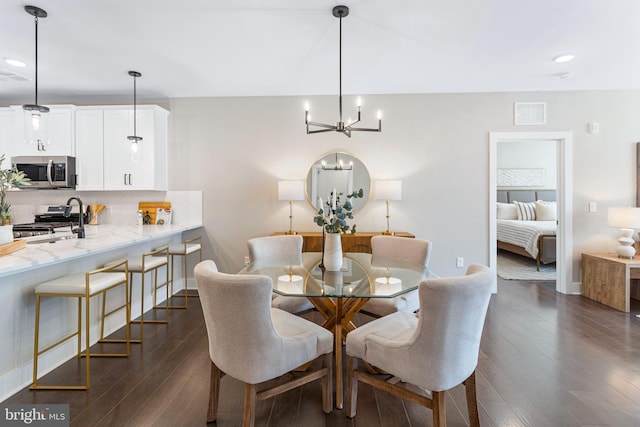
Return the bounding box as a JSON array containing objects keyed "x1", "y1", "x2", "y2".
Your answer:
[
  {"x1": 5, "y1": 90, "x2": 639, "y2": 283},
  {"x1": 497, "y1": 139, "x2": 557, "y2": 189},
  {"x1": 165, "y1": 90, "x2": 640, "y2": 283}
]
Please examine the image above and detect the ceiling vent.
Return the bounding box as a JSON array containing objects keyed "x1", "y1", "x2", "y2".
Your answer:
[{"x1": 514, "y1": 102, "x2": 546, "y2": 125}]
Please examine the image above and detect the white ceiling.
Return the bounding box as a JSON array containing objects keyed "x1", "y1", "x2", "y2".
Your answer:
[{"x1": 1, "y1": 0, "x2": 640, "y2": 104}]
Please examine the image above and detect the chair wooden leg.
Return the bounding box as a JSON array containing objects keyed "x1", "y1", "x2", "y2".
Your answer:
[
  {"x1": 322, "y1": 353, "x2": 333, "y2": 413},
  {"x1": 243, "y1": 383, "x2": 257, "y2": 427},
  {"x1": 432, "y1": 391, "x2": 446, "y2": 427},
  {"x1": 464, "y1": 371, "x2": 480, "y2": 427},
  {"x1": 346, "y1": 356, "x2": 358, "y2": 418},
  {"x1": 207, "y1": 361, "x2": 220, "y2": 423}
]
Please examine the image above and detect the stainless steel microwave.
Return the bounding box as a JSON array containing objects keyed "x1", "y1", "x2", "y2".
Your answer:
[{"x1": 11, "y1": 156, "x2": 76, "y2": 189}]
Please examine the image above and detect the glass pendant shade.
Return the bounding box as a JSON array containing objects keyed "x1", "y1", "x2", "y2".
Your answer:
[
  {"x1": 127, "y1": 70, "x2": 143, "y2": 158},
  {"x1": 23, "y1": 105, "x2": 50, "y2": 146}
]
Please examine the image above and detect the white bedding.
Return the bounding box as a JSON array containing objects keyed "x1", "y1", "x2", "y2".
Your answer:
[{"x1": 496, "y1": 219, "x2": 556, "y2": 258}]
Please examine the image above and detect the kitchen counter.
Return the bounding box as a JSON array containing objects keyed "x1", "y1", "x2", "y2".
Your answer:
[
  {"x1": 0, "y1": 222, "x2": 203, "y2": 401},
  {"x1": 0, "y1": 223, "x2": 202, "y2": 277}
]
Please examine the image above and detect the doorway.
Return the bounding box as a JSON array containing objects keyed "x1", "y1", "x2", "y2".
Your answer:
[{"x1": 489, "y1": 132, "x2": 574, "y2": 294}]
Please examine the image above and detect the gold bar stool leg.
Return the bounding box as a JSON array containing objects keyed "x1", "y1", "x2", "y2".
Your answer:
[
  {"x1": 106, "y1": 247, "x2": 170, "y2": 344},
  {"x1": 30, "y1": 260, "x2": 130, "y2": 390},
  {"x1": 165, "y1": 236, "x2": 202, "y2": 309}
]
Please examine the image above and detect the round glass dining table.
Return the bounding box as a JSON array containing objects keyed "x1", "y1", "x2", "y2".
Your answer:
[{"x1": 239, "y1": 251, "x2": 435, "y2": 409}]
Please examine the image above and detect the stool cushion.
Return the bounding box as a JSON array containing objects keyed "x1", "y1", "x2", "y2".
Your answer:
[
  {"x1": 35, "y1": 272, "x2": 127, "y2": 296},
  {"x1": 121, "y1": 256, "x2": 168, "y2": 272},
  {"x1": 169, "y1": 243, "x2": 201, "y2": 255}
]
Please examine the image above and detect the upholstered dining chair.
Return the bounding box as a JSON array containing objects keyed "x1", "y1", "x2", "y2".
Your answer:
[
  {"x1": 247, "y1": 235, "x2": 315, "y2": 314},
  {"x1": 359, "y1": 235, "x2": 432, "y2": 318},
  {"x1": 346, "y1": 264, "x2": 492, "y2": 427},
  {"x1": 194, "y1": 260, "x2": 333, "y2": 426}
]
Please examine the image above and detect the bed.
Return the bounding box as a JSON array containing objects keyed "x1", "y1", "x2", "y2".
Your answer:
[{"x1": 496, "y1": 190, "x2": 556, "y2": 270}]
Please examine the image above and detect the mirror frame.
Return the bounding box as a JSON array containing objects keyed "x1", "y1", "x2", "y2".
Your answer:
[{"x1": 305, "y1": 151, "x2": 371, "y2": 213}]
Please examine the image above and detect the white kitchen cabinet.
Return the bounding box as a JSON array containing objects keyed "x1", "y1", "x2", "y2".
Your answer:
[
  {"x1": 75, "y1": 109, "x2": 104, "y2": 191},
  {"x1": 12, "y1": 105, "x2": 76, "y2": 156},
  {"x1": 0, "y1": 108, "x2": 17, "y2": 165},
  {"x1": 75, "y1": 105, "x2": 168, "y2": 191}
]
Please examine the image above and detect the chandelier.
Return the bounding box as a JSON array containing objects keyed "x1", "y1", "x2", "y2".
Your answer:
[
  {"x1": 23, "y1": 5, "x2": 49, "y2": 150},
  {"x1": 304, "y1": 5, "x2": 382, "y2": 138}
]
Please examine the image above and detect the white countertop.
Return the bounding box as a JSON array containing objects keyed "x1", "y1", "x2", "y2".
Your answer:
[{"x1": 0, "y1": 223, "x2": 202, "y2": 277}]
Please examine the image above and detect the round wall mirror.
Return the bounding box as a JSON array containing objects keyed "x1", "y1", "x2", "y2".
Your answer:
[{"x1": 305, "y1": 152, "x2": 371, "y2": 212}]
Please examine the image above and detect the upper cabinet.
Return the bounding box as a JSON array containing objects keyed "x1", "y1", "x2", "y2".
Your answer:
[
  {"x1": 0, "y1": 108, "x2": 17, "y2": 164},
  {"x1": 75, "y1": 105, "x2": 168, "y2": 191},
  {"x1": 12, "y1": 105, "x2": 76, "y2": 156}
]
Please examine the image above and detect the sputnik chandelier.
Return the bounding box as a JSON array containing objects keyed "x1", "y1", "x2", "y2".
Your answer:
[{"x1": 304, "y1": 5, "x2": 382, "y2": 138}]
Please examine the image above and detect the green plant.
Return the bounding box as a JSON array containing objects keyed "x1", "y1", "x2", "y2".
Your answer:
[
  {"x1": 0, "y1": 154, "x2": 31, "y2": 226},
  {"x1": 314, "y1": 189, "x2": 363, "y2": 234}
]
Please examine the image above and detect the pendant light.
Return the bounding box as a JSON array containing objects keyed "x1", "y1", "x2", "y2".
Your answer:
[
  {"x1": 127, "y1": 71, "x2": 142, "y2": 154},
  {"x1": 304, "y1": 5, "x2": 382, "y2": 138},
  {"x1": 23, "y1": 5, "x2": 50, "y2": 150}
]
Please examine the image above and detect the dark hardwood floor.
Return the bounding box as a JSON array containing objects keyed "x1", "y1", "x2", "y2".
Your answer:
[{"x1": 4, "y1": 278, "x2": 640, "y2": 427}]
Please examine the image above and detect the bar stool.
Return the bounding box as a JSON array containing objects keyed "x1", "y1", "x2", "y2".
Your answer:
[
  {"x1": 163, "y1": 236, "x2": 202, "y2": 309},
  {"x1": 109, "y1": 247, "x2": 169, "y2": 343},
  {"x1": 31, "y1": 260, "x2": 130, "y2": 390}
]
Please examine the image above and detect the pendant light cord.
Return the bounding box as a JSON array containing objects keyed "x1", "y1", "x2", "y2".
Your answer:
[
  {"x1": 34, "y1": 14, "x2": 39, "y2": 106},
  {"x1": 338, "y1": 11, "x2": 343, "y2": 123},
  {"x1": 133, "y1": 75, "x2": 137, "y2": 136}
]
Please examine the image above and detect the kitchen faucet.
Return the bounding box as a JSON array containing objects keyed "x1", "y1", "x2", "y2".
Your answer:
[{"x1": 64, "y1": 196, "x2": 85, "y2": 238}]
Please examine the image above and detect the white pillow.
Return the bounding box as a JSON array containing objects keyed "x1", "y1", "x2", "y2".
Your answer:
[
  {"x1": 535, "y1": 200, "x2": 557, "y2": 221},
  {"x1": 497, "y1": 202, "x2": 518, "y2": 220},
  {"x1": 514, "y1": 201, "x2": 536, "y2": 221}
]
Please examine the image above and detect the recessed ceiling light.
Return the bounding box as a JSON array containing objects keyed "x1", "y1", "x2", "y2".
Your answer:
[
  {"x1": 4, "y1": 58, "x2": 26, "y2": 67},
  {"x1": 553, "y1": 54, "x2": 575, "y2": 63}
]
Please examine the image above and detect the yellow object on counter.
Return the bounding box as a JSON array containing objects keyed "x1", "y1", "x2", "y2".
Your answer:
[{"x1": 88, "y1": 204, "x2": 105, "y2": 225}]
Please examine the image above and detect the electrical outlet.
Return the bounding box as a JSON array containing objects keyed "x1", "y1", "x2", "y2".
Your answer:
[
  {"x1": 456, "y1": 257, "x2": 464, "y2": 268},
  {"x1": 244, "y1": 256, "x2": 250, "y2": 266},
  {"x1": 589, "y1": 202, "x2": 597, "y2": 213}
]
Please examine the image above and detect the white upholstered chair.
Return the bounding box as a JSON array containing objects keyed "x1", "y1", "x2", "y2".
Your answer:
[
  {"x1": 346, "y1": 264, "x2": 492, "y2": 427},
  {"x1": 359, "y1": 235, "x2": 432, "y2": 318},
  {"x1": 247, "y1": 235, "x2": 314, "y2": 314},
  {"x1": 194, "y1": 260, "x2": 333, "y2": 426}
]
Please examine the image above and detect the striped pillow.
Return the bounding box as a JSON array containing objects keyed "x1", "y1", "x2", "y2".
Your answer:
[{"x1": 514, "y1": 201, "x2": 536, "y2": 220}]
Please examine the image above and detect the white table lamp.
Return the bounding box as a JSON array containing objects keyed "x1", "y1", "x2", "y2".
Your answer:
[
  {"x1": 278, "y1": 180, "x2": 305, "y2": 234},
  {"x1": 607, "y1": 207, "x2": 640, "y2": 258},
  {"x1": 375, "y1": 180, "x2": 402, "y2": 235}
]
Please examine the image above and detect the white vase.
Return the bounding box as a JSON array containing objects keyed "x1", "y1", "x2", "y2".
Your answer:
[
  {"x1": 323, "y1": 232, "x2": 343, "y2": 271},
  {"x1": 0, "y1": 224, "x2": 13, "y2": 246}
]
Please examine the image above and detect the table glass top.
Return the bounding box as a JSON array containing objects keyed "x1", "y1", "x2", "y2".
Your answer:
[{"x1": 239, "y1": 252, "x2": 435, "y2": 298}]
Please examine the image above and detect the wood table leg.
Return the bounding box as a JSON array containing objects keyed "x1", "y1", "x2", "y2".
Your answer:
[{"x1": 335, "y1": 296, "x2": 343, "y2": 409}]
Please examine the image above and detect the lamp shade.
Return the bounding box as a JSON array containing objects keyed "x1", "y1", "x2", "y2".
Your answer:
[
  {"x1": 375, "y1": 180, "x2": 402, "y2": 201},
  {"x1": 607, "y1": 207, "x2": 640, "y2": 229},
  {"x1": 278, "y1": 180, "x2": 305, "y2": 201}
]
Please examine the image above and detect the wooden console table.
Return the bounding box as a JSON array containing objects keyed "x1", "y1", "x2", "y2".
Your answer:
[
  {"x1": 273, "y1": 231, "x2": 415, "y2": 254},
  {"x1": 581, "y1": 253, "x2": 640, "y2": 312}
]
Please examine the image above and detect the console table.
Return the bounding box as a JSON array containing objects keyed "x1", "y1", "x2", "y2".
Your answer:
[
  {"x1": 272, "y1": 231, "x2": 415, "y2": 254},
  {"x1": 581, "y1": 253, "x2": 640, "y2": 312}
]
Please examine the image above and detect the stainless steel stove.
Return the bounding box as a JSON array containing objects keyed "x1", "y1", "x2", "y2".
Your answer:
[
  {"x1": 13, "y1": 205, "x2": 81, "y2": 238},
  {"x1": 13, "y1": 222, "x2": 76, "y2": 238}
]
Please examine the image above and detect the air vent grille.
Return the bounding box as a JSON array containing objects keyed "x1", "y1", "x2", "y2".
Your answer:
[{"x1": 514, "y1": 102, "x2": 546, "y2": 125}]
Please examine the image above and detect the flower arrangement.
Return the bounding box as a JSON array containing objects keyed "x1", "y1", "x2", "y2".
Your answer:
[
  {"x1": 314, "y1": 188, "x2": 363, "y2": 234},
  {"x1": 0, "y1": 154, "x2": 31, "y2": 226}
]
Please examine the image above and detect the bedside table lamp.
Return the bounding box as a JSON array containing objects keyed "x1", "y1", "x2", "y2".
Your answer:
[
  {"x1": 607, "y1": 207, "x2": 640, "y2": 258},
  {"x1": 278, "y1": 180, "x2": 305, "y2": 235},
  {"x1": 375, "y1": 180, "x2": 402, "y2": 235}
]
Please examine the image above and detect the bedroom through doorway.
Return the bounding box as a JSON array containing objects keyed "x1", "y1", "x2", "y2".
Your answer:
[
  {"x1": 489, "y1": 131, "x2": 574, "y2": 295},
  {"x1": 495, "y1": 139, "x2": 557, "y2": 282}
]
